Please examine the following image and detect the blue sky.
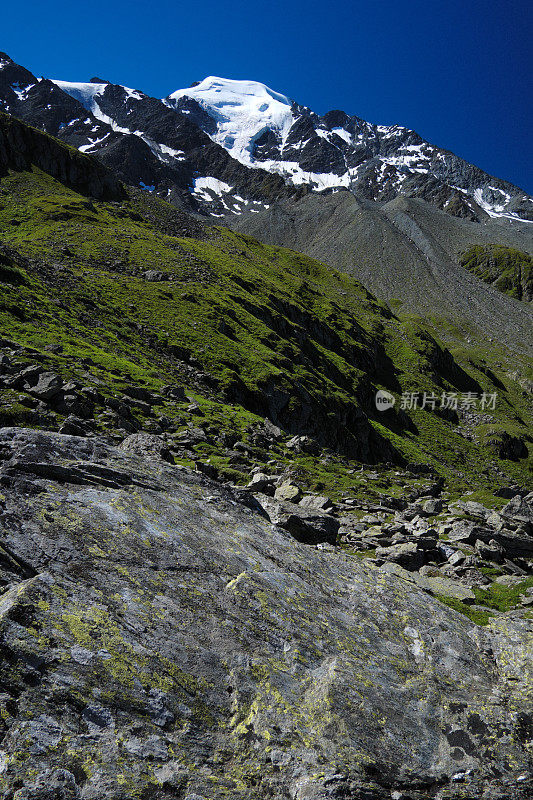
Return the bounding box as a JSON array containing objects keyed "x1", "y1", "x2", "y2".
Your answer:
[{"x1": 3, "y1": 0, "x2": 532, "y2": 192}]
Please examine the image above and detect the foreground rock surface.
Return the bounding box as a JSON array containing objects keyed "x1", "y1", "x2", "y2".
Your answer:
[{"x1": 0, "y1": 429, "x2": 531, "y2": 800}]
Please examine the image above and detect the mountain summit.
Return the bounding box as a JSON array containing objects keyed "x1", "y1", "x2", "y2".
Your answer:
[
  {"x1": 167, "y1": 75, "x2": 533, "y2": 222},
  {"x1": 166, "y1": 77, "x2": 297, "y2": 166}
]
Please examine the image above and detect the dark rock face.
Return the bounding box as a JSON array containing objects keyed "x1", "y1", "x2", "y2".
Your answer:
[
  {"x1": 258, "y1": 496, "x2": 340, "y2": 544},
  {"x1": 0, "y1": 428, "x2": 532, "y2": 799},
  {"x1": 0, "y1": 111, "x2": 124, "y2": 201},
  {"x1": 487, "y1": 431, "x2": 529, "y2": 461}
]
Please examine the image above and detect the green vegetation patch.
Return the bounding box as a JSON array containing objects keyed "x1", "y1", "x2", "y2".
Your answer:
[
  {"x1": 461, "y1": 244, "x2": 532, "y2": 302},
  {"x1": 473, "y1": 577, "x2": 533, "y2": 613},
  {"x1": 435, "y1": 595, "x2": 494, "y2": 626}
]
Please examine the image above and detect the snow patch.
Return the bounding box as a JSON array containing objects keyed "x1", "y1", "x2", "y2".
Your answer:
[
  {"x1": 10, "y1": 82, "x2": 35, "y2": 100},
  {"x1": 192, "y1": 176, "x2": 233, "y2": 202},
  {"x1": 156, "y1": 143, "x2": 185, "y2": 160},
  {"x1": 124, "y1": 87, "x2": 144, "y2": 101},
  {"x1": 331, "y1": 127, "x2": 353, "y2": 144},
  {"x1": 474, "y1": 188, "x2": 533, "y2": 223},
  {"x1": 256, "y1": 158, "x2": 359, "y2": 191},
  {"x1": 193, "y1": 176, "x2": 233, "y2": 194},
  {"x1": 79, "y1": 133, "x2": 111, "y2": 152},
  {"x1": 51, "y1": 80, "x2": 107, "y2": 111},
  {"x1": 140, "y1": 137, "x2": 186, "y2": 164},
  {"x1": 377, "y1": 124, "x2": 408, "y2": 139}
]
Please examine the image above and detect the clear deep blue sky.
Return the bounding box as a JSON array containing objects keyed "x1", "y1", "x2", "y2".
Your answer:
[{"x1": 3, "y1": 0, "x2": 532, "y2": 192}]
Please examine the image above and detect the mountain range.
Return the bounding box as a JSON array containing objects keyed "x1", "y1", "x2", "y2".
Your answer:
[
  {"x1": 1, "y1": 53, "x2": 532, "y2": 223},
  {"x1": 1, "y1": 51, "x2": 532, "y2": 348}
]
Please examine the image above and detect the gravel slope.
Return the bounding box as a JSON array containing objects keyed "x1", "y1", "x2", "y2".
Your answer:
[{"x1": 229, "y1": 192, "x2": 533, "y2": 354}]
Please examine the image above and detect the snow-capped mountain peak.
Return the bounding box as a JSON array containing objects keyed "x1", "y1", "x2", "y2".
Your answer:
[
  {"x1": 166, "y1": 76, "x2": 295, "y2": 164},
  {"x1": 0, "y1": 53, "x2": 531, "y2": 224},
  {"x1": 163, "y1": 75, "x2": 532, "y2": 221}
]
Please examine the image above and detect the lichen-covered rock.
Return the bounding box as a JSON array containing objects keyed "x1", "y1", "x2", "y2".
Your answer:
[
  {"x1": 13, "y1": 769, "x2": 81, "y2": 800},
  {"x1": 299, "y1": 494, "x2": 334, "y2": 512},
  {"x1": 414, "y1": 574, "x2": 476, "y2": 602},
  {"x1": 118, "y1": 432, "x2": 173, "y2": 463},
  {"x1": 273, "y1": 481, "x2": 302, "y2": 503},
  {"x1": 375, "y1": 541, "x2": 425, "y2": 570},
  {"x1": 0, "y1": 428, "x2": 531, "y2": 799}
]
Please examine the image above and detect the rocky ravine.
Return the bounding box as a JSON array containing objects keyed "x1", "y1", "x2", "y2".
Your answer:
[{"x1": 0, "y1": 428, "x2": 532, "y2": 799}]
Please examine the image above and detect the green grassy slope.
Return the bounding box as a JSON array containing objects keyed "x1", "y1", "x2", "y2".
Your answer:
[
  {"x1": 461, "y1": 244, "x2": 533, "y2": 302},
  {"x1": 0, "y1": 161, "x2": 531, "y2": 498}
]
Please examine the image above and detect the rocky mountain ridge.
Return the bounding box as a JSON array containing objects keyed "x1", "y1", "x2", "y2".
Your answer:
[
  {"x1": 0, "y1": 110, "x2": 124, "y2": 201},
  {"x1": 166, "y1": 76, "x2": 533, "y2": 223},
  {"x1": 1, "y1": 53, "x2": 532, "y2": 225}
]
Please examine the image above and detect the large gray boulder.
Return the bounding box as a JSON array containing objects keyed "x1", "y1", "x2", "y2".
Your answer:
[
  {"x1": 375, "y1": 541, "x2": 426, "y2": 571},
  {"x1": 26, "y1": 371, "x2": 64, "y2": 400},
  {"x1": 502, "y1": 494, "x2": 533, "y2": 525},
  {"x1": 299, "y1": 494, "x2": 335, "y2": 512},
  {"x1": 0, "y1": 429, "x2": 531, "y2": 799},
  {"x1": 258, "y1": 496, "x2": 339, "y2": 544},
  {"x1": 273, "y1": 481, "x2": 303, "y2": 503},
  {"x1": 246, "y1": 472, "x2": 276, "y2": 495}
]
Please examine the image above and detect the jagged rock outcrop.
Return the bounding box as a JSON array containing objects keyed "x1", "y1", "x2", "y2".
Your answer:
[
  {"x1": 0, "y1": 428, "x2": 531, "y2": 799},
  {"x1": 0, "y1": 111, "x2": 125, "y2": 201}
]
